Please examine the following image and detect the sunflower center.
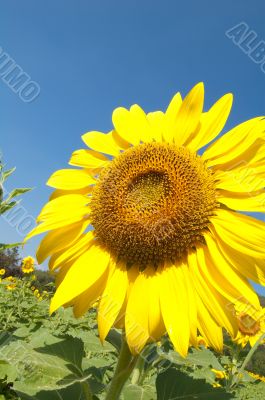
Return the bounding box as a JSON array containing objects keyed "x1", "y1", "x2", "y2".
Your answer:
[
  {"x1": 125, "y1": 171, "x2": 170, "y2": 215},
  {"x1": 238, "y1": 314, "x2": 261, "y2": 336},
  {"x1": 90, "y1": 142, "x2": 217, "y2": 269}
]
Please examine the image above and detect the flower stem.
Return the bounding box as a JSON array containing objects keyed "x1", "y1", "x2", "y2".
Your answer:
[
  {"x1": 232, "y1": 333, "x2": 265, "y2": 388},
  {"x1": 105, "y1": 336, "x2": 138, "y2": 400},
  {"x1": 81, "y1": 381, "x2": 93, "y2": 400}
]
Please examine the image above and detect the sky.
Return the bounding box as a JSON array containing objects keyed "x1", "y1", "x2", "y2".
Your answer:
[{"x1": 0, "y1": 1, "x2": 265, "y2": 292}]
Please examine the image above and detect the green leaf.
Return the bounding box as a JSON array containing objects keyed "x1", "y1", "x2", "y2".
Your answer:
[
  {"x1": 0, "y1": 200, "x2": 18, "y2": 215},
  {"x1": 156, "y1": 368, "x2": 234, "y2": 399},
  {"x1": 0, "y1": 242, "x2": 22, "y2": 251},
  {"x1": 0, "y1": 359, "x2": 18, "y2": 382},
  {"x1": 190, "y1": 367, "x2": 216, "y2": 384},
  {"x1": 0, "y1": 336, "x2": 87, "y2": 396},
  {"x1": 122, "y1": 384, "x2": 156, "y2": 400},
  {"x1": 16, "y1": 382, "x2": 85, "y2": 400},
  {"x1": 75, "y1": 330, "x2": 115, "y2": 354},
  {"x1": 1, "y1": 167, "x2": 16, "y2": 183},
  {"x1": 159, "y1": 347, "x2": 224, "y2": 370},
  {"x1": 233, "y1": 381, "x2": 265, "y2": 399},
  {"x1": 4, "y1": 188, "x2": 31, "y2": 202}
]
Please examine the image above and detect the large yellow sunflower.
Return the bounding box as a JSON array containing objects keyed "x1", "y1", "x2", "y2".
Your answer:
[{"x1": 25, "y1": 83, "x2": 265, "y2": 357}]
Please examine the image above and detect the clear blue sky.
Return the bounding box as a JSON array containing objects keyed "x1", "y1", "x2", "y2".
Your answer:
[{"x1": 1, "y1": 1, "x2": 265, "y2": 293}]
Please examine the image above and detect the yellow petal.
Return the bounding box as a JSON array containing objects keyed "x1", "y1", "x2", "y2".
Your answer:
[
  {"x1": 112, "y1": 107, "x2": 141, "y2": 145},
  {"x1": 50, "y1": 243, "x2": 110, "y2": 313},
  {"x1": 25, "y1": 195, "x2": 90, "y2": 241},
  {"x1": 203, "y1": 117, "x2": 265, "y2": 168},
  {"x1": 163, "y1": 92, "x2": 182, "y2": 142},
  {"x1": 202, "y1": 233, "x2": 260, "y2": 309},
  {"x1": 125, "y1": 271, "x2": 150, "y2": 354},
  {"x1": 73, "y1": 271, "x2": 108, "y2": 318},
  {"x1": 49, "y1": 231, "x2": 94, "y2": 271},
  {"x1": 69, "y1": 149, "x2": 109, "y2": 169},
  {"x1": 36, "y1": 221, "x2": 88, "y2": 264},
  {"x1": 146, "y1": 111, "x2": 165, "y2": 142},
  {"x1": 98, "y1": 262, "x2": 128, "y2": 341},
  {"x1": 49, "y1": 187, "x2": 93, "y2": 200},
  {"x1": 47, "y1": 169, "x2": 95, "y2": 190},
  {"x1": 172, "y1": 82, "x2": 204, "y2": 146},
  {"x1": 188, "y1": 93, "x2": 233, "y2": 151},
  {"x1": 188, "y1": 251, "x2": 238, "y2": 338},
  {"x1": 181, "y1": 263, "x2": 197, "y2": 347},
  {"x1": 211, "y1": 234, "x2": 265, "y2": 286},
  {"x1": 129, "y1": 104, "x2": 154, "y2": 142},
  {"x1": 196, "y1": 292, "x2": 223, "y2": 352},
  {"x1": 160, "y1": 264, "x2": 190, "y2": 357},
  {"x1": 210, "y1": 209, "x2": 265, "y2": 258},
  {"x1": 215, "y1": 163, "x2": 265, "y2": 193},
  {"x1": 54, "y1": 262, "x2": 73, "y2": 288},
  {"x1": 82, "y1": 131, "x2": 121, "y2": 156},
  {"x1": 218, "y1": 189, "x2": 265, "y2": 212},
  {"x1": 146, "y1": 268, "x2": 165, "y2": 341},
  {"x1": 37, "y1": 194, "x2": 90, "y2": 222},
  {"x1": 112, "y1": 130, "x2": 131, "y2": 150}
]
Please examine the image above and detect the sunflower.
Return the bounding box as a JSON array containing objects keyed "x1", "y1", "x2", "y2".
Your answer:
[
  {"x1": 234, "y1": 306, "x2": 265, "y2": 347},
  {"x1": 25, "y1": 83, "x2": 265, "y2": 357},
  {"x1": 21, "y1": 256, "x2": 35, "y2": 274},
  {"x1": 4, "y1": 276, "x2": 17, "y2": 291}
]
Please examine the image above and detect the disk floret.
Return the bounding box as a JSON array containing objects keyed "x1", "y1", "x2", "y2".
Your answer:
[{"x1": 90, "y1": 142, "x2": 217, "y2": 269}]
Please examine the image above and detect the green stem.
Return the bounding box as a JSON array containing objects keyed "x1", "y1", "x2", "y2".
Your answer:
[
  {"x1": 105, "y1": 336, "x2": 138, "y2": 400},
  {"x1": 81, "y1": 380, "x2": 93, "y2": 400},
  {"x1": 131, "y1": 357, "x2": 143, "y2": 385},
  {"x1": 232, "y1": 332, "x2": 265, "y2": 388}
]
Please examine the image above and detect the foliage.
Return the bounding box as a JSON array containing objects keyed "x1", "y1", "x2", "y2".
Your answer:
[
  {"x1": 33, "y1": 270, "x2": 54, "y2": 288},
  {"x1": 0, "y1": 163, "x2": 31, "y2": 251},
  {"x1": 0, "y1": 234, "x2": 264, "y2": 399},
  {"x1": 0, "y1": 273, "x2": 265, "y2": 400},
  {"x1": 0, "y1": 248, "x2": 22, "y2": 277},
  {"x1": 247, "y1": 346, "x2": 265, "y2": 376}
]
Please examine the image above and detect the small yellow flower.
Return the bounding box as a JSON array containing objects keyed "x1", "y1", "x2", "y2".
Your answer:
[
  {"x1": 5, "y1": 276, "x2": 16, "y2": 282},
  {"x1": 21, "y1": 256, "x2": 35, "y2": 274},
  {"x1": 212, "y1": 369, "x2": 226, "y2": 380},
  {"x1": 38, "y1": 296, "x2": 43, "y2": 301},
  {"x1": 34, "y1": 289, "x2": 39, "y2": 296},
  {"x1": 0, "y1": 268, "x2": 5, "y2": 276},
  {"x1": 31, "y1": 274, "x2": 37, "y2": 281},
  {"x1": 247, "y1": 371, "x2": 265, "y2": 382},
  {"x1": 197, "y1": 335, "x2": 208, "y2": 348},
  {"x1": 4, "y1": 276, "x2": 17, "y2": 291},
  {"x1": 31, "y1": 286, "x2": 35, "y2": 291},
  {"x1": 234, "y1": 305, "x2": 265, "y2": 347},
  {"x1": 6, "y1": 284, "x2": 16, "y2": 290},
  {"x1": 212, "y1": 382, "x2": 221, "y2": 388}
]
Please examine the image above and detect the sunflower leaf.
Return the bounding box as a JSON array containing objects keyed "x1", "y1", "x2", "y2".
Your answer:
[
  {"x1": 156, "y1": 368, "x2": 234, "y2": 399},
  {"x1": 122, "y1": 384, "x2": 156, "y2": 400},
  {"x1": 158, "y1": 347, "x2": 224, "y2": 370}
]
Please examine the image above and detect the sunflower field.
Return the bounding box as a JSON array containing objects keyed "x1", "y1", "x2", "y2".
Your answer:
[{"x1": 1, "y1": 262, "x2": 265, "y2": 400}]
